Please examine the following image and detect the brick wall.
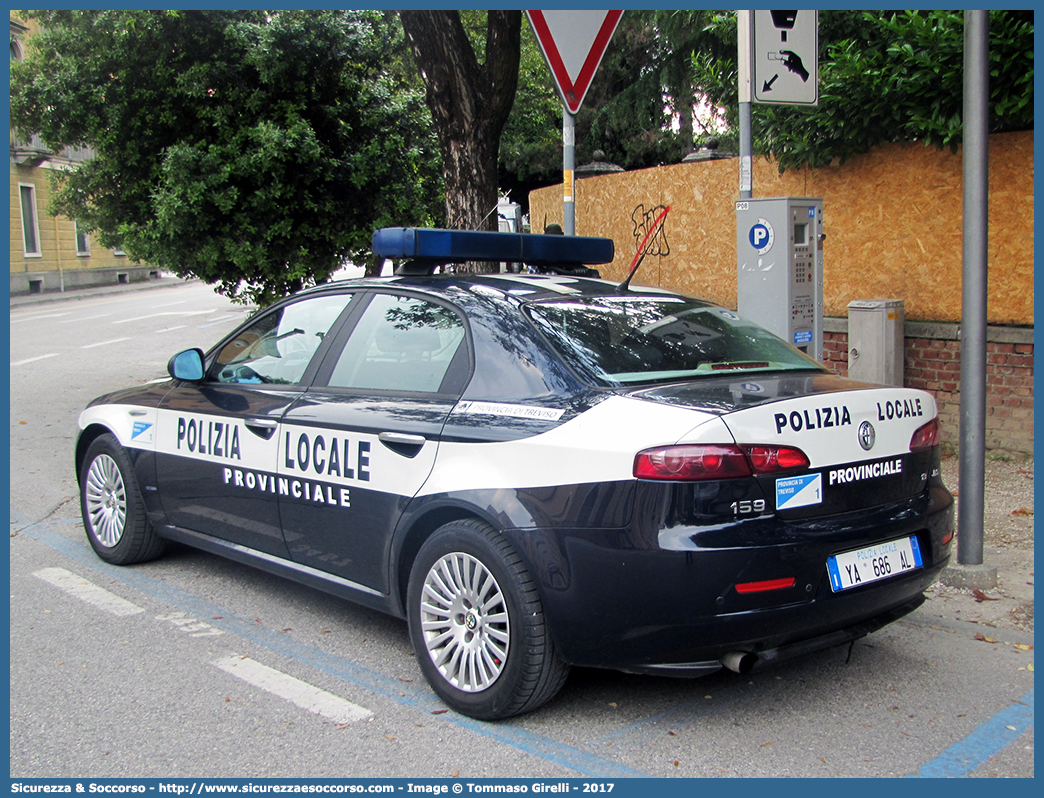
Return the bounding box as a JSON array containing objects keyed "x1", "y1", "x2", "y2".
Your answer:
[{"x1": 821, "y1": 324, "x2": 1034, "y2": 454}]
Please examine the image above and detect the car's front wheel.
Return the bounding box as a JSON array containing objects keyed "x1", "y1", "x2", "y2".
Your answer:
[
  {"x1": 407, "y1": 519, "x2": 569, "y2": 720},
  {"x1": 79, "y1": 433, "x2": 166, "y2": 565}
]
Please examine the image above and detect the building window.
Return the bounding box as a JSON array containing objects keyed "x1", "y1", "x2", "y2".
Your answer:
[
  {"x1": 19, "y1": 184, "x2": 41, "y2": 257},
  {"x1": 75, "y1": 223, "x2": 91, "y2": 256}
]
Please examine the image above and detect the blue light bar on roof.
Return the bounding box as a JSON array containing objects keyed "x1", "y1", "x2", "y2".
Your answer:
[{"x1": 372, "y1": 227, "x2": 614, "y2": 267}]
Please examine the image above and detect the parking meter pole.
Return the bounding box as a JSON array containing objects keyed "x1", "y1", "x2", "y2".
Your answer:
[
  {"x1": 958, "y1": 11, "x2": 989, "y2": 568},
  {"x1": 563, "y1": 108, "x2": 576, "y2": 235}
]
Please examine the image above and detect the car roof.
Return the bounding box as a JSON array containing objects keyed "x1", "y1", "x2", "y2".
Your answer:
[{"x1": 298, "y1": 272, "x2": 692, "y2": 308}]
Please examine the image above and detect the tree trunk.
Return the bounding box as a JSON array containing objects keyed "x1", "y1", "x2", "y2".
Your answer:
[{"x1": 401, "y1": 11, "x2": 521, "y2": 234}]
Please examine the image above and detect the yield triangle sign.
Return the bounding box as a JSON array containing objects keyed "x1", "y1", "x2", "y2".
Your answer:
[{"x1": 527, "y1": 10, "x2": 623, "y2": 114}]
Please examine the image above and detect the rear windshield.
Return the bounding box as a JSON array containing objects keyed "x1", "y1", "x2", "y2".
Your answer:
[{"x1": 527, "y1": 295, "x2": 824, "y2": 387}]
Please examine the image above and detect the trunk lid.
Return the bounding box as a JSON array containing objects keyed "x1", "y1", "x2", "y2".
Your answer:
[{"x1": 630, "y1": 373, "x2": 939, "y2": 517}]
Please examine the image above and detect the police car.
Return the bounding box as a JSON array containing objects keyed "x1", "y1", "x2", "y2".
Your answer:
[{"x1": 76, "y1": 227, "x2": 954, "y2": 720}]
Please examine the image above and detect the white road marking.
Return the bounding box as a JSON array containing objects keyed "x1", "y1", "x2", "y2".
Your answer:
[
  {"x1": 214, "y1": 654, "x2": 373, "y2": 724},
  {"x1": 33, "y1": 567, "x2": 145, "y2": 617},
  {"x1": 155, "y1": 325, "x2": 187, "y2": 333},
  {"x1": 59, "y1": 313, "x2": 114, "y2": 324},
  {"x1": 11, "y1": 353, "x2": 60, "y2": 367},
  {"x1": 200, "y1": 316, "x2": 246, "y2": 328},
  {"x1": 113, "y1": 310, "x2": 217, "y2": 324},
  {"x1": 10, "y1": 312, "x2": 73, "y2": 323},
  {"x1": 80, "y1": 337, "x2": 132, "y2": 349}
]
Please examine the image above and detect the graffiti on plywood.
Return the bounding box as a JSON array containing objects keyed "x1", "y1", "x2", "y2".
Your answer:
[{"x1": 631, "y1": 204, "x2": 670, "y2": 258}]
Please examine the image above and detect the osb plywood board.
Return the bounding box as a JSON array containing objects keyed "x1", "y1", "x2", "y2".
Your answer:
[{"x1": 531, "y1": 131, "x2": 1033, "y2": 325}]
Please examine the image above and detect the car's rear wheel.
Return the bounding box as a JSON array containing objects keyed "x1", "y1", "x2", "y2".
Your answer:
[
  {"x1": 407, "y1": 519, "x2": 569, "y2": 720},
  {"x1": 80, "y1": 433, "x2": 166, "y2": 565}
]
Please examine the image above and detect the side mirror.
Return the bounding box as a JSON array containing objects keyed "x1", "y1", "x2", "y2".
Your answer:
[{"x1": 168, "y1": 348, "x2": 206, "y2": 382}]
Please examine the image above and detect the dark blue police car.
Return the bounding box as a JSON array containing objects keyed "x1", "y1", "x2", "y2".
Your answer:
[{"x1": 76, "y1": 228, "x2": 954, "y2": 720}]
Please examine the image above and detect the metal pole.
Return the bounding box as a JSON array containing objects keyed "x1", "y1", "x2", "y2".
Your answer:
[
  {"x1": 563, "y1": 108, "x2": 576, "y2": 235},
  {"x1": 739, "y1": 102, "x2": 753, "y2": 199},
  {"x1": 958, "y1": 11, "x2": 989, "y2": 566},
  {"x1": 737, "y1": 11, "x2": 753, "y2": 199}
]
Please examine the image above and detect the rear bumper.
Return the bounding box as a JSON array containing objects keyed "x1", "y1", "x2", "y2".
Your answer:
[
  {"x1": 629, "y1": 594, "x2": 925, "y2": 677},
  {"x1": 506, "y1": 481, "x2": 954, "y2": 674}
]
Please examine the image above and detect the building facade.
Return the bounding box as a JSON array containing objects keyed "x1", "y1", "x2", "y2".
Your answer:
[{"x1": 10, "y1": 14, "x2": 159, "y2": 295}]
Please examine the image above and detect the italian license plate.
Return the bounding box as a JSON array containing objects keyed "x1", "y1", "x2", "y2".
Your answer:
[{"x1": 827, "y1": 536, "x2": 923, "y2": 592}]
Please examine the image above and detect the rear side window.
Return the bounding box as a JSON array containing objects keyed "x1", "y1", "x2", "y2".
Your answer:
[
  {"x1": 328, "y1": 294, "x2": 466, "y2": 393},
  {"x1": 212, "y1": 294, "x2": 353, "y2": 385},
  {"x1": 528, "y1": 296, "x2": 823, "y2": 386}
]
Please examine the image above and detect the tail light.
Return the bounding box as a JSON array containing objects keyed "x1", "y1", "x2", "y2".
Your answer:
[
  {"x1": 634, "y1": 445, "x2": 751, "y2": 480},
  {"x1": 743, "y1": 445, "x2": 810, "y2": 473},
  {"x1": 634, "y1": 444, "x2": 809, "y2": 481},
  {"x1": 910, "y1": 418, "x2": 940, "y2": 451}
]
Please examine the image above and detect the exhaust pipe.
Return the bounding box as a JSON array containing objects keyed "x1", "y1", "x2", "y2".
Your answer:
[{"x1": 720, "y1": 651, "x2": 757, "y2": 674}]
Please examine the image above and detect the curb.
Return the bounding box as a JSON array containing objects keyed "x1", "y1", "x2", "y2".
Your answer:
[{"x1": 10, "y1": 276, "x2": 193, "y2": 309}]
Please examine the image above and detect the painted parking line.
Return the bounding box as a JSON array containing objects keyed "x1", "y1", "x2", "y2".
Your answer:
[
  {"x1": 215, "y1": 654, "x2": 374, "y2": 725},
  {"x1": 33, "y1": 560, "x2": 368, "y2": 725},
  {"x1": 11, "y1": 353, "x2": 59, "y2": 367},
  {"x1": 33, "y1": 566, "x2": 145, "y2": 617},
  {"x1": 18, "y1": 515, "x2": 648, "y2": 778},
  {"x1": 908, "y1": 689, "x2": 1035, "y2": 777}
]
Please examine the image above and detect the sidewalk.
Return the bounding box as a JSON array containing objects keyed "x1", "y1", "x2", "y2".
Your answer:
[
  {"x1": 10, "y1": 273, "x2": 190, "y2": 308},
  {"x1": 923, "y1": 454, "x2": 1035, "y2": 637}
]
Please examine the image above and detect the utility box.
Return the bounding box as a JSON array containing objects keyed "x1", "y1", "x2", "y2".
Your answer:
[
  {"x1": 497, "y1": 199, "x2": 523, "y2": 233},
  {"x1": 847, "y1": 299, "x2": 905, "y2": 386},
  {"x1": 736, "y1": 197, "x2": 824, "y2": 361}
]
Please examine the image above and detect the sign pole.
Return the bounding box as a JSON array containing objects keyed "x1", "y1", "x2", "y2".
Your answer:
[
  {"x1": 737, "y1": 10, "x2": 753, "y2": 199},
  {"x1": 563, "y1": 109, "x2": 576, "y2": 234},
  {"x1": 526, "y1": 10, "x2": 622, "y2": 236},
  {"x1": 957, "y1": 11, "x2": 992, "y2": 578}
]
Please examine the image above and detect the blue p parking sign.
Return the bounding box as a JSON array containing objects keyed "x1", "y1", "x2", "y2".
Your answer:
[{"x1": 748, "y1": 218, "x2": 774, "y2": 254}]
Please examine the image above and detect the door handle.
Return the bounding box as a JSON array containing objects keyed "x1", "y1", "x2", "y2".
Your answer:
[
  {"x1": 378, "y1": 431, "x2": 426, "y2": 457},
  {"x1": 245, "y1": 418, "x2": 278, "y2": 440}
]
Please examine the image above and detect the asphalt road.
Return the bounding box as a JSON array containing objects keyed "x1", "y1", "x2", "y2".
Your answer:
[{"x1": 8, "y1": 279, "x2": 1035, "y2": 779}]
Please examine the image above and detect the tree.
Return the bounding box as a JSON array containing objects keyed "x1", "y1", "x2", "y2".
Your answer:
[
  {"x1": 579, "y1": 10, "x2": 715, "y2": 169},
  {"x1": 400, "y1": 10, "x2": 521, "y2": 233},
  {"x1": 11, "y1": 10, "x2": 442, "y2": 305},
  {"x1": 497, "y1": 21, "x2": 563, "y2": 218},
  {"x1": 691, "y1": 10, "x2": 1034, "y2": 172}
]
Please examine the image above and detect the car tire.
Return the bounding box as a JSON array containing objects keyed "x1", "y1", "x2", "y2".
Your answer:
[
  {"x1": 79, "y1": 433, "x2": 166, "y2": 565},
  {"x1": 407, "y1": 519, "x2": 570, "y2": 720}
]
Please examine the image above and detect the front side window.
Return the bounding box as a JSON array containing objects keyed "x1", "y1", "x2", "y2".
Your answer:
[
  {"x1": 328, "y1": 294, "x2": 466, "y2": 393},
  {"x1": 528, "y1": 295, "x2": 824, "y2": 387},
  {"x1": 19, "y1": 184, "x2": 40, "y2": 256},
  {"x1": 211, "y1": 294, "x2": 353, "y2": 385}
]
